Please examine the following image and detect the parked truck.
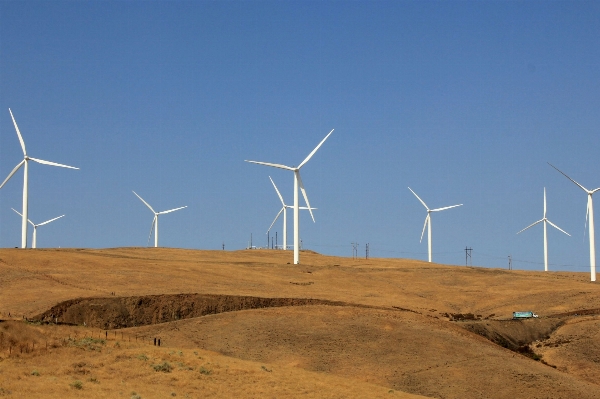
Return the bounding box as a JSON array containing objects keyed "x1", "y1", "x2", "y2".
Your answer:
[{"x1": 512, "y1": 311, "x2": 538, "y2": 319}]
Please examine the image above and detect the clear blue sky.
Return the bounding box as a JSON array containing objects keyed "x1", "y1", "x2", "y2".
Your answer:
[{"x1": 1, "y1": 1, "x2": 599, "y2": 272}]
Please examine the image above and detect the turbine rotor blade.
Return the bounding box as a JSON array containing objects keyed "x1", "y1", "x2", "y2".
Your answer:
[
  {"x1": 11, "y1": 208, "x2": 34, "y2": 226},
  {"x1": 420, "y1": 214, "x2": 429, "y2": 243},
  {"x1": 267, "y1": 207, "x2": 284, "y2": 233},
  {"x1": 245, "y1": 160, "x2": 295, "y2": 171},
  {"x1": 517, "y1": 219, "x2": 543, "y2": 234},
  {"x1": 298, "y1": 207, "x2": 317, "y2": 210},
  {"x1": 296, "y1": 171, "x2": 315, "y2": 222},
  {"x1": 9, "y1": 109, "x2": 27, "y2": 156},
  {"x1": 547, "y1": 220, "x2": 571, "y2": 236},
  {"x1": 147, "y1": 216, "x2": 156, "y2": 246},
  {"x1": 0, "y1": 160, "x2": 25, "y2": 189},
  {"x1": 544, "y1": 187, "x2": 547, "y2": 217},
  {"x1": 298, "y1": 129, "x2": 335, "y2": 169},
  {"x1": 37, "y1": 215, "x2": 65, "y2": 226},
  {"x1": 29, "y1": 157, "x2": 79, "y2": 170},
  {"x1": 158, "y1": 206, "x2": 187, "y2": 215},
  {"x1": 431, "y1": 204, "x2": 463, "y2": 212},
  {"x1": 408, "y1": 187, "x2": 429, "y2": 210},
  {"x1": 548, "y1": 163, "x2": 589, "y2": 193},
  {"x1": 133, "y1": 191, "x2": 156, "y2": 213},
  {"x1": 269, "y1": 176, "x2": 286, "y2": 206}
]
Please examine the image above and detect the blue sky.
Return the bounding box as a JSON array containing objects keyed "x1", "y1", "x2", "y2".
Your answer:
[{"x1": 0, "y1": 1, "x2": 599, "y2": 272}]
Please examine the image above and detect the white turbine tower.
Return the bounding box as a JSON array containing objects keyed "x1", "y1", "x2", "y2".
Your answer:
[
  {"x1": 133, "y1": 191, "x2": 187, "y2": 248},
  {"x1": 408, "y1": 187, "x2": 462, "y2": 263},
  {"x1": 517, "y1": 188, "x2": 570, "y2": 272},
  {"x1": 0, "y1": 109, "x2": 78, "y2": 248},
  {"x1": 11, "y1": 208, "x2": 64, "y2": 249},
  {"x1": 549, "y1": 163, "x2": 600, "y2": 281},
  {"x1": 266, "y1": 176, "x2": 316, "y2": 250},
  {"x1": 246, "y1": 129, "x2": 334, "y2": 264}
]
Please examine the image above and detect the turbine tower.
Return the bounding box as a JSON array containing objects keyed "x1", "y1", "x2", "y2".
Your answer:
[
  {"x1": 549, "y1": 163, "x2": 600, "y2": 281},
  {"x1": 267, "y1": 176, "x2": 316, "y2": 250},
  {"x1": 12, "y1": 208, "x2": 64, "y2": 249},
  {"x1": 246, "y1": 129, "x2": 334, "y2": 264},
  {"x1": 517, "y1": 188, "x2": 570, "y2": 272},
  {"x1": 0, "y1": 109, "x2": 79, "y2": 248},
  {"x1": 408, "y1": 187, "x2": 462, "y2": 263},
  {"x1": 133, "y1": 191, "x2": 187, "y2": 248}
]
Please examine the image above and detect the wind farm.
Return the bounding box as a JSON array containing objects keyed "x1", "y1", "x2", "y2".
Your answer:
[{"x1": 2, "y1": 2, "x2": 600, "y2": 398}]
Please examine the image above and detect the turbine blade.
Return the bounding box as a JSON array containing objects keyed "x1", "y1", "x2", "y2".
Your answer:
[
  {"x1": 269, "y1": 176, "x2": 285, "y2": 206},
  {"x1": 517, "y1": 219, "x2": 543, "y2": 234},
  {"x1": 267, "y1": 207, "x2": 284, "y2": 233},
  {"x1": 544, "y1": 187, "x2": 547, "y2": 217},
  {"x1": 584, "y1": 197, "x2": 590, "y2": 241},
  {"x1": 158, "y1": 206, "x2": 187, "y2": 215},
  {"x1": 0, "y1": 160, "x2": 25, "y2": 189},
  {"x1": 431, "y1": 204, "x2": 463, "y2": 212},
  {"x1": 298, "y1": 129, "x2": 334, "y2": 169},
  {"x1": 133, "y1": 191, "x2": 156, "y2": 213},
  {"x1": 29, "y1": 157, "x2": 79, "y2": 170},
  {"x1": 11, "y1": 208, "x2": 35, "y2": 226},
  {"x1": 408, "y1": 187, "x2": 429, "y2": 210},
  {"x1": 298, "y1": 207, "x2": 317, "y2": 210},
  {"x1": 9, "y1": 109, "x2": 27, "y2": 156},
  {"x1": 245, "y1": 160, "x2": 295, "y2": 171},
  {"x1": 296, "y1": 171, "x2": 315, "y2": 222},
  {"x1": 37, "y1": 215, "x2": 65, "y2": 226},
  {"x1": 147, "y1": 216, "x2": 156, "y2": 247},
  {"x1": 548, "y1": 162, "x2": 589, "y2": 193},
  {"x1": 547, "y1": 220, "x2": 571, "y2": 236},
  {"x1": 420, "y1": 214, "x2": 429, "y2": 243}
]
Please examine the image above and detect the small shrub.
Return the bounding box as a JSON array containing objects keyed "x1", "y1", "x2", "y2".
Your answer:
[
  {"x1": 261, "y1": 365, "x2": 272, "y2": 372},
  {"x1": 88, "y1": 377, "x2": 99, "y2": 384},
  {"x1": 153, "y1": 362, "x2": 172, "y2": 373},
  {"x1": 31, "y1": 370, "x2": 40, "y2": 376},
  {"x1": 199, "y1": 366, "x2": 212, "y2": 375},
  {"x1": 130, "y1": 392, "x2": 141, "y2": 399},
  {"x1": 70, "y1": 380, "x2": 83, "y2": 390},
  {"x1": 137, "y1": 354, "x2": 148, "y2": 361}
]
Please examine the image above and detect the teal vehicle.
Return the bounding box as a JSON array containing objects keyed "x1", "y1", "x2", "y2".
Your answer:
[{"x1": 512, "y1": 311, "x2": 538, "y2": 319}]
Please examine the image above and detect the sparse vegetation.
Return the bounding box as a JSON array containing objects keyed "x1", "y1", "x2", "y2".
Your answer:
[
  {"x1": 199, "y1": 366, "x2": 212, "y2": 375},
  {"x1": 70, "y1": 380, "x2": 83, "y2": 390},
  {"x1": 30, "y1": 370, "x2": 39, "y2": 376},
  {"x1": 153, "y1": 361, "x2": 172, "y2": 373},
  {"x1": 137, "y1": 353, "x2": 148, "y2": 361},
  {"x1": 261, "y1": 365, "x2": 272, "y2": 372}
]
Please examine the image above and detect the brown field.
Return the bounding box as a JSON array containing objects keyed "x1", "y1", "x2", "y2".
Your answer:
[{"x1": 2, "y1": 247, "x2": 600, "y2": 398}]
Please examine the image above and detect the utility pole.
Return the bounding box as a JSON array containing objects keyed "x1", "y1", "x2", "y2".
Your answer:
[
  {"x1": 365, "y1": 243, "x2": 369, "y2": 259},
  {"x1": 465, "y1": 247, "x2": 472, "y2": 266},
  {"x1": 508, "y1": 255, "x2": 512, "y2": 270},
  {"x1": 222, "y1": 242, "x2": 224, "y2": 250},
  {"x1": 351, "y1": 242, "x2": 359, "y2": 260}
]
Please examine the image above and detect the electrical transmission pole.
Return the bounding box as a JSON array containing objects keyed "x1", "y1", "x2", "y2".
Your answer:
[
  {"x1": 508, "y1": 255, "x2": 512, "y2": 270},
  {"x1": 366, "y1": 243, "x2": 369, "y2": 259},
  {"x1": 465, "y1": 247, "x2": 472, "y2": 266},
  {"x1": 351, "y1": 242, "x2": 359, "y2": 259}
]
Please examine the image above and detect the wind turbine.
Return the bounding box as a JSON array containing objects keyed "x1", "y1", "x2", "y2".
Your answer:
[
  {"x1": 549, "y1": 163, "x2": 600, "y2": 281},
  {"x1": 267, "y1": 176, "x2": 316, "y2": 250},
  {"x1": 133, "y1": 191, "x2": 187, "y2": 248},
  {"x1": 11, "y1": 208, "x2": 64, "y2": 249},
  {"x1": 517, "y1": 188, "x2": 570, "y2": 272},
  {"x1": 408, "y1": 187, "x2": 462, "y2": 263},
  {"x1": 246, "y1": 129, "x2": 334, "y2": 264},
  {"x1": 0, "y1": 109, "x2": 78, "y2": 248}
]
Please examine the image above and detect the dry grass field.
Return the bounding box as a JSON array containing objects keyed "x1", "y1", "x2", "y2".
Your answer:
[{"x1": 2, "y1": 247, "x2": 600, "y2": 398}]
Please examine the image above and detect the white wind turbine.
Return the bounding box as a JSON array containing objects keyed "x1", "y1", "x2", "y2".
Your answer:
[
  {"x1": 517, "y1": 188, "x2": 570, "y2": 272},
  {"x1": 408, "y1": 187, "x2": 462, "y2": 263},
  {"x1": 246, "y1": 129, "x2": 334, "y2": 264},
  {"x1": 0, "y1": 109, "x2": 79, "y2": 248},
  {"x1": 133, "y1": 191, "x2": 187, "y2": 248},
  {"x1": 266, "y1": 176, "x2": 316, "y2": 250},
  {"x1": 11, "y1": 208, "x2": 64, "y2": 249},
  {"x1": 549, "y1": 163, "x2": 600, "y2": 281}
]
